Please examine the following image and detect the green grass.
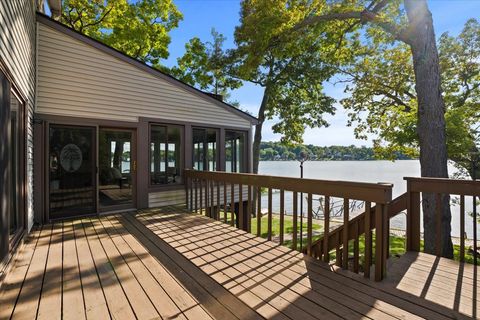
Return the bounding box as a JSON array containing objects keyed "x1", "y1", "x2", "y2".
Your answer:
[
  {"x1": 217, "y1": 211, "x2": 477, "y2": 265},
  {"x1": 250, "y1": 215, "x2": 322, "y2": 238}
]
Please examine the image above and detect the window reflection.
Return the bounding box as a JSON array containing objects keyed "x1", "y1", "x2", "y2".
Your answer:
[
  {"x1": 9, "y1": 93, "x2": 21, "y2": 237},
  {"x1": 225, "y1": 131, "x2": 246, "y2": 173},
  {"x1": 150, "y1": 125, "x2": 182, "y2": 185},
  {"x1": 193, "y1": 128, "x2": 217, "y2": 171}
]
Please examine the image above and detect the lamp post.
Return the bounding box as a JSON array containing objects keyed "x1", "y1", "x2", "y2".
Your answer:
[
  {"x1": 472, "y1": 152, "x2": 478, "y2": 265},
  {"x1": 298, "y1": 151, "x2": 309, "y2": 250}
]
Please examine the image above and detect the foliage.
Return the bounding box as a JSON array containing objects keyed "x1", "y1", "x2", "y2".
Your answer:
[
  {"x1": 259, "y1": 141, "x2": 413, "y2": 161},
  {"x1": 232, "y1": 0, "x2": 341, "y2": 145},
  {"x1": 342, "y1": 18, "x2": 480, "y2": 177},
  {"x1": 169, "y1": 29, "x2": 242, "y2": 104},
  {"x1": 61, "y1": 0, "x2": 182, "y2": 67}
]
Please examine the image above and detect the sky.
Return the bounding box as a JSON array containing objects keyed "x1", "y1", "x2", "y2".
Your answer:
[{"x1": 160, "y1": 0, "x2": 480, "y2": 147}]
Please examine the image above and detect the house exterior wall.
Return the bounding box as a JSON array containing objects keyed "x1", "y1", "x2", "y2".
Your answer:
[
  {"x1": 36, "y1": 22, "x2": 252, "y2": 129},
  {"x1": 0, "y1": 0, "x2": 36, "y2": 231},
  {"x1": 35, "y1": 17, "x2": 255, "y2": 215}
]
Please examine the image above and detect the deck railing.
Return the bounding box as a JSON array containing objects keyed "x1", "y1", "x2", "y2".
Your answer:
[
  {"x1": 184, "y1": 169, "x2": 393, "y2": 281},
  {"x1": 405, "y1": 177, "x2": 480, "y2": 264}
]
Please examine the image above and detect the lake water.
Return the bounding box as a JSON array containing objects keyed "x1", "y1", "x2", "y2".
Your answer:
[{"x1": 258, "y1": 160, "x2": 477, "y2": 238}]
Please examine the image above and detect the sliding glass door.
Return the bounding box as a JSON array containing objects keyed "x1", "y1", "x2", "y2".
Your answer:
[
  {"x1": 49, "y1": 125, "x2": 96, "y2": 219},
  {"x1": 1, "y1": 70, "x2": 26, "y2": 265},
  {"x1": 98, "y1": 128, "x2": 135, "y2": 210}
]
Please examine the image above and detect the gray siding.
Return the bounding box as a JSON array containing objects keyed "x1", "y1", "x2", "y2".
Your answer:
[
  {"x1": 0, "y1": 0, "x2": 36, "y2": 230},
  {"x1": 149, "y1": 190, "x2": 186, "y2": 208},
  {"x1": 37, "y1": 23, "x2": 252, "y2": 129},
  {"x1": 149, "y1": 185, "x2": 249, "y2": 208}
]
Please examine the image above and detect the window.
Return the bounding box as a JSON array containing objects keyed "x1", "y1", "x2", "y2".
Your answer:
[
  {"x1": 9, "y1": 92, "x2": 23, "y2": 238},
  {"x1": 150, "y1": 125, "x2": 182, "y2": 185},
  {"x1": 193, "y1": 128, "x2": 218, "y2": 171},
  {"x1": 225, "y1": 131, "x2": 246, "y2": 173}
]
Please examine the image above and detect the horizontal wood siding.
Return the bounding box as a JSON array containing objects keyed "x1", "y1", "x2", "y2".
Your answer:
[
  {"x1": 36, "y1": 23, "x2": 251, "y2": 128},
  {"x1": 148, "y1": 185, "x2": 249, "y2": 208},
  {"x1": 0, "y1": 0, "x2": 36, "y2": 230},
  {"x1": 149, "y1": 190, "x2": 186, "y2": 208}
]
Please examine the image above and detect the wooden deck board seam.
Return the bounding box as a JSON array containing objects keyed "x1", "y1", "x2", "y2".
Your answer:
[
  {"x1": 34, "y1": 224, "x2": 55, "y2": 320},
  {"x1": 79, "y1": 219, "x2": 116, "y2": 320},
  {"x1": 121, "y1": 213, "x2": 249, "y2": 320},
  {"x1": 103, "y1": 215, "x2": 210, "y2": 320},
  {"x1": 0, "y1": 225, "x2": 44, "y2": 319},
  {"x1": 84, "y1": 218, "x2": 139, "y2": 320},
  {"x1": 138, "y1": 213, "x2": 348, "y2": 320}
]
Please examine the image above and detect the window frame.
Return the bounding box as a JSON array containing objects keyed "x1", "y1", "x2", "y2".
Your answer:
[
  {"x1": 225, "y1": 130, "x2": 248, "y2": 173},
  {"x1": 192, "y1": 127, "x2": 220, "y2": 172},
  {"x1": 149, "y1": 123, "x2": 185, "y2": 189},
  {"x1": 1, "y1": 74, "x2": 28, "y2": 254}
]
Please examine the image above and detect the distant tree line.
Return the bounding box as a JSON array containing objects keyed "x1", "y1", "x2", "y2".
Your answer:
[{"x1": 259, "y1": 141, "x2": 414, "y2": 161}]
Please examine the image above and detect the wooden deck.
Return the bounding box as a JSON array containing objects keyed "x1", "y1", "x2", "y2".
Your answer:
[{"x1": 0, "y1": 207, "x2": 477, "y2": 320}]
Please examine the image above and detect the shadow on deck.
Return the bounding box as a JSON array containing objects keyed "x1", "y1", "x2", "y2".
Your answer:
[{"x1": 0, "y1": 207, "x2": 477, "y2": 319}]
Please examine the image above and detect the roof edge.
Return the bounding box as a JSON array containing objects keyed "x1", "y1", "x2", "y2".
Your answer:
[{"x1": 35, "y1": 12, "x2": 258, "y2": 125}]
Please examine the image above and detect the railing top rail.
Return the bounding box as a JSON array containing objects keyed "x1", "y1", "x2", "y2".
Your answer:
[
  {"x1": 404, "y1": 177, "x2": 480, "y2": 196},
  {"x1": 185, "y1": 169, "x2": 393, "y2": 204}
]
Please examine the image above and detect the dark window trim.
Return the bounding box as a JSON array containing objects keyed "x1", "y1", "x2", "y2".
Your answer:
[
  {"x1": 225, "y1": 129, "x2": 249, "y2": 173},
  {"x1": 0, "y1": 65, "x2": 28, "y2": 276},
  {"x1": 9, "y1": 89, "x2": 27, "y2": 245},
  {"x1": 148, "y1": 123, "x2": 185, "y2": 190},
  {"x1": 192, "y1": 127, "x2": 220, "y2": 172}
]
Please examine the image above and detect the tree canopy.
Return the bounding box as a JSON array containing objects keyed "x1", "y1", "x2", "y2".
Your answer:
[
  {"x1": 341, "y1": 18, "x2": 480, "y2": 178},
  {"x1": 61, "y1": 0, "x2": 182, "y2": 67},
  {"x1": 232, "y1": 0, "x2": 345, "y2": 172},
  {"x1": 169, "y1": 29, "x2": 242, "y2": 103}
]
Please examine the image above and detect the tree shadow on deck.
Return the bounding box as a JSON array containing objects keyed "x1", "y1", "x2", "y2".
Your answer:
[
  {"x1": 125, "y1": 209, "x2": 478, "y2": 320},
  {"x1": 380, "y1": 251, "x2": 478, "y2": 319}
]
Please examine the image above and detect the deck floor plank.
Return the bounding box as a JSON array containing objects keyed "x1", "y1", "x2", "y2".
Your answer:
[
  {"x1": 98, "y1": 216, "x2": 190, "y2": 320},
  {"x1": 122, "y1": 213, "x2": 260, "y2": 320},
  {"x1": 89, "y1": 218, "x2": 160, "y2": 320},
  {"x1": 103, "y1": 215, "x2": 212, "y2": 320},
  {"x1": 80, "y1": 219, "x2": 136, "y2": 320},
  {"x1": 37, "y1": 223, "x2": 64, "y2": 320},
  {"x1": 1, "y1": 207, "x2": 476, "y2": 320},
  {"x1": 0, "y1": 226, "x2": 42, "y2": 320},
  {"x1": 138, "y1": 212, "x2": 351, "y2": 320},
  {"x1": 61, "y1": 221, "x2": 86, "y2": 320},
  {"x1": 72, "y1": 219, "x2": 110, "y2": 320},
  {"x1": 141, "y1": 212, "x2": 418, "y2": 320},
  {"x1": 10, "y1": 225, "x2": 53, "y2": 320}
]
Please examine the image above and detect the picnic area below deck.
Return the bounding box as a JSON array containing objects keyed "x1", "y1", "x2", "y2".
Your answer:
[{"x1": 0, "y1": 207, "x2": 477, "y2": 320}]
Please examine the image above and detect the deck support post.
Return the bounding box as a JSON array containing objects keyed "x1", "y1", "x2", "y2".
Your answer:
[{"x1": 406, "y1": 180, "x2": 421, "y2": 252}]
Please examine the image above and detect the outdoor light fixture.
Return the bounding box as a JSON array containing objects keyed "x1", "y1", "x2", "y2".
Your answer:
[{"x1": 297, "y1": 151, "x2": 309, "y2": 249}]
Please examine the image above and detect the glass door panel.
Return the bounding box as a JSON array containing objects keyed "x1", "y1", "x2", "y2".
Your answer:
[
  {"x1": 9, "y1": 93, "x2": 21, "y2": 238},
  {"x1": 99, "y1": 129, "x2": 134, "y2": 209},
  {"x1": 49, "y1": 125, "x2": 96, "y2": 219}
]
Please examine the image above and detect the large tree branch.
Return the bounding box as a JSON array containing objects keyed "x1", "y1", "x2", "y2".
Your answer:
[
  {"x1": 295, "y1": 9, "x2": 411, "y2": 44},
  {"x1": 82, "y1": 6, "x2": 113, "y2": 29}
]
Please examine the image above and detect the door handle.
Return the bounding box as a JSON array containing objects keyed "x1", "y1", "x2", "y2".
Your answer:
[{"x1": 133, "y1": 160, "x2": 137, "y2": 173}]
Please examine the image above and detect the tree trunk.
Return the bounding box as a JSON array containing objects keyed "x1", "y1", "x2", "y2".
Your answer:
[
  {"x1": 252, "y1": 87, "x2": 270, "y2": 174},
  {"x1": 405, "y1": 0, "x2": 453, "y2": 257}
]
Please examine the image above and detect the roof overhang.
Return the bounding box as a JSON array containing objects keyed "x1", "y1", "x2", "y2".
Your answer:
[{"x1": 47, "y1": 0, "x2": 62, "y2": 19}]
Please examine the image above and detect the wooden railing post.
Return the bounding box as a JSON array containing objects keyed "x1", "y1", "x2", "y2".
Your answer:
[
  {"x1": 406, "y1": 179, "x2": 421, "y2": 252},
  {"x1": 375, "y1": 203, "x2": 387, "y2": 281}
]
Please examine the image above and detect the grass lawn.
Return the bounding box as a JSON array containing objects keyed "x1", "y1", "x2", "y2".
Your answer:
[
  {"x1": 249, "y1": 215, "x2": 322, "y2": 239},
  {"x1": 219, "y1": 212, "x2": 477, "y2": 265}
]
